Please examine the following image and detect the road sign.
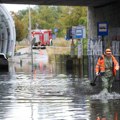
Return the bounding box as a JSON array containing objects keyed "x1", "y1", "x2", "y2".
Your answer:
[
  {"x1": 66, "y1": 25, "x2": 86, "y2": 40},
  {"x1": 97, "y1": 22, "x2": 108, "y2": 36},
  {"x1": 72, "y1": 25, "x2": 86, "y2": 39},
  {"x1": 71, "y1": 26, "x2": 76, "y2": 39},
  {"x1": 54, "y1": 28, "x2": 58, "y2": 33},
  {"x1": 76, "y1": 28, "x2": 83, "y2": 39}
]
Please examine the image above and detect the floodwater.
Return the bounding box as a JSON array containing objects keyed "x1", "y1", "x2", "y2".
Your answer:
[{"x1": 0, "y1": 50, "x2": 120, "y2": 120}]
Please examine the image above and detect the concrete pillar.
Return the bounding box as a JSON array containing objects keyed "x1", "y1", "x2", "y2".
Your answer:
[
  {"x1": 88, "y1": 1, "x2": 120, "y2": 43},
  {"x1": 88, "y1": 1, "x2": 120, "y2": 81}
]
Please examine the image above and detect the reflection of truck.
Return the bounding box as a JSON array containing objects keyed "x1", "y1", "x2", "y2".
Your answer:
[{"x1": 31, "y1": 29, "x2": 52, "y2": 49}]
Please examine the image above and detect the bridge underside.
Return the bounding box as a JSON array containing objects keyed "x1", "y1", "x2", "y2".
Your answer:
[{"x1": 0, "y1": 0, "x2": 118, "y2": 7}]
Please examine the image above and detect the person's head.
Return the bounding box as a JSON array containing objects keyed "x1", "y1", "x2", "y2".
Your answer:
[{"x1": 104, "y1": 48, "x2": 112, "y2": 57}]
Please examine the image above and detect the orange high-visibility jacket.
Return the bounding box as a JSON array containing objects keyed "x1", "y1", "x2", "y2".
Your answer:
[{"x1": 95, "y1": 54, "x2": 119, "y2": 76}]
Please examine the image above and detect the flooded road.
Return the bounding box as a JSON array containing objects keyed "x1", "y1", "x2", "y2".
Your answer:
[{"x1": 0, "y1": 49, "x2": 120, "y2": 120}]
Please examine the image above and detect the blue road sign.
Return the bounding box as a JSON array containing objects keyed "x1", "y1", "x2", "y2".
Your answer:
[
  {"x1": 97, "y1": 22, "x2": 108, "y2": 36},
  {"x1": 54, "y1": 28, "x2": 58, "y2": 33},
  {"x1": 73, "y1": 25, "x2": 86, "y2": 39},
  {"x1": 75, "y1": 28, "x2": 83, "y2": 39}
]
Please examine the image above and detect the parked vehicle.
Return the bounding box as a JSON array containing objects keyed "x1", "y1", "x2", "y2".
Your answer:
[
  {"x1": 31, "y1": 29, "x2": 52, "y2": 49},
  {"x1": 0, "y1": 53, "x2": 9, "y2": 71}
]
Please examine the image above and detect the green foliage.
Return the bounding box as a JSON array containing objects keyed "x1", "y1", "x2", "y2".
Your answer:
[
  {"x1": 82, "y1": 38, "x2": 88, "y2": 55},
  {"x1": 13, "y1": 6, "x2": 87, "y2": 40},
  {"x1": 12, "y1": 12, "x2": 26, "y2": 42}
]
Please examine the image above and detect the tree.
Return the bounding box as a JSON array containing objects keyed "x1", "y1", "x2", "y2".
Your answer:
[
  {"x1": 13, "y1": 6, "x2": 87, "y2": 38},
  {"x1": 12, "y1": 12, "x2": 26, "y2": 42}
]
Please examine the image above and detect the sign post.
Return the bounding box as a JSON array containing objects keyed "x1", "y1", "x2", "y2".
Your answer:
[
  {"x1": 97, "y1": 22, "x2": 108, "y2": 52},
  {"x1": 28, "y1": 5, "x2": 33, "y2": 72},
  {"x1": 97, "y1": 22, "x2": 108, "y2": 36}
]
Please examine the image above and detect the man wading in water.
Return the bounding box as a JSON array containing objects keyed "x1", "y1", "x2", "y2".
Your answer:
[{"x1": 95, "y1": 48, "x2": 119, "y2": 93}]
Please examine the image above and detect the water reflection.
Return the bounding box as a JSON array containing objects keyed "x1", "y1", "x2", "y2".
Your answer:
[
  {"x1": 0, "y1": 53, "x2": 120, "y2": 120},
  {"x1": 90, "y1": 99, "x2": 120, "y2": 120}
]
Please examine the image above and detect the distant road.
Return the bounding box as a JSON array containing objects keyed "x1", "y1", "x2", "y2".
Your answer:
[{"x1": 9, "y1": 47, "x2": 48, "y2": 64}]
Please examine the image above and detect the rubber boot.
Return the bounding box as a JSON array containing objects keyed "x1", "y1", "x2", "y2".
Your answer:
[
  {"x1": 108, "y1": 87, "x2": 112, "y2": 93},
  {"x1": 102, "y1": 88, "x2": 108, "y2": 94}
]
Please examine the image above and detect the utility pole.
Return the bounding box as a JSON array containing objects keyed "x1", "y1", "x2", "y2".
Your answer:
[{"x1": 28, "y1": 5, "x2": 33, "y2": 72}]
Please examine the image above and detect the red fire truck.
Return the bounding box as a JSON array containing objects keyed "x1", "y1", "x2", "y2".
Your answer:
[{"x1": 31, "y1": 29, "x2": 52, "y2": 49}]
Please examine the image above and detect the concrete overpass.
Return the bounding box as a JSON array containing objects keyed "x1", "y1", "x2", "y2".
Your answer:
[
  {"x1": 0, "y1": 0, "x2": 120, "y2": 56},
  {"x1": 0, "y1": 0, "x2": 118, "y2": 7}
]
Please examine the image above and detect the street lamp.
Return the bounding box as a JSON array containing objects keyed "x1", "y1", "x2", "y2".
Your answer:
[{"x1": 28, "y1": 5, "x2": 33, "y2": 72}]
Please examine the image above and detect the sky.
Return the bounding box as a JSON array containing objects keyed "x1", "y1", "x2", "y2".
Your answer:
[{"x1": 3, "y1": 4, "x2": 36, "y2": 12}]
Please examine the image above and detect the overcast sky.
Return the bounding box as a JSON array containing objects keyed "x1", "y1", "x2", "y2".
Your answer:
[{"x1": 3, "y1": 4, "x2": 35, "y2": 12}]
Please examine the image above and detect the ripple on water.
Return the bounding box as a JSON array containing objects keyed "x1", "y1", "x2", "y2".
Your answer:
[{"x1": 91, "y1": 89, "x2": 120, "y2": 100}]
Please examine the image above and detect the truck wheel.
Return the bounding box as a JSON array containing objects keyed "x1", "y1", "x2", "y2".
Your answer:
[{"x1": 41, "y1": 45, "x2": 46, "y2": 49}]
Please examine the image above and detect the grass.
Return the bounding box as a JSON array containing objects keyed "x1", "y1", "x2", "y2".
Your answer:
[
  {"x1": 46, "y1": 38, "x2": 71, "y2": 61},
  {"x1": 46, "y1": 38, "x2": 71, "y2": 55},
  {"x1": 15, "y1": 37, "x2": 88, "y2": 57},
  {"x1": 15, "y1": 39, "x2": 30, "y2": 51}
]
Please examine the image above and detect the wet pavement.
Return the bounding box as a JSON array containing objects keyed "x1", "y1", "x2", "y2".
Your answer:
[{"x1": 0, "y1": 49, "x2": 120, "y2": 120}]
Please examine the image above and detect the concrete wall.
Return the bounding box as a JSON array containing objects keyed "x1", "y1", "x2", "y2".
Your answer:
[
  {"x1": 88, "y1": 1, "x2": 120, "y2": 43},
  {"x1": 88, "y1": 1, "x2": 120, "y2": 79}
]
